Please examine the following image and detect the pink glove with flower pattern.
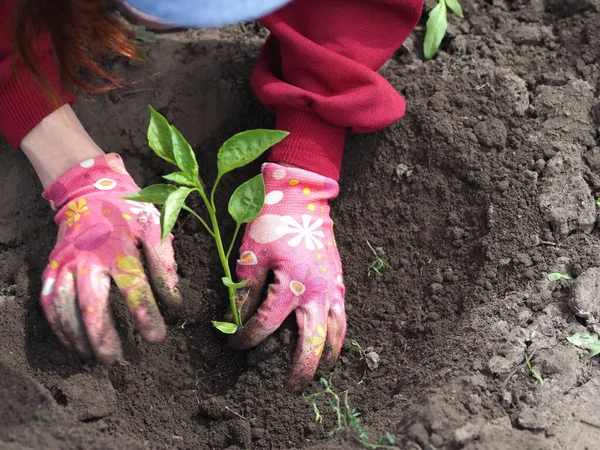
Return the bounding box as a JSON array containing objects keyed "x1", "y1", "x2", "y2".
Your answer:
[
  {"x1": 230, "y1": 163, "x2": 346, "y2": 388},
  {"x1": 41, "y1": 154, "x2": 181, "y2": 364}
]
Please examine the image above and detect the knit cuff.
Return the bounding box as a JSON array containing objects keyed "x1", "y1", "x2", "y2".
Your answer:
[
  {"x1": 0, "y1": 51, "x2": 75, "y2": 148},
  {"x1": 269, "y1": 107, "x2": 346, "y2": 181}
]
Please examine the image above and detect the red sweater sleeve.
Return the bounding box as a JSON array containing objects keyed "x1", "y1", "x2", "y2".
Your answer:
[
  {"x1": 254, "y1": 0, "x2": 423, "y2": 180},
  {"x1": 0, "y1": 0, "x2": 75, "y2": 148}
]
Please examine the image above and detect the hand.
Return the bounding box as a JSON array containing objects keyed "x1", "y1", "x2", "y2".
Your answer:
[
  {"x1": 229, "y1": 163, "x2": 346, "y2": 389},
  {"x1": 40, "y1": 154, "x2": 181, "y2": 363}
]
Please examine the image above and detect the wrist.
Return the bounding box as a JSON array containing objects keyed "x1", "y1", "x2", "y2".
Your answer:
[{"x1": 20, "y1": 105, "x2": 105, "y2": 188}]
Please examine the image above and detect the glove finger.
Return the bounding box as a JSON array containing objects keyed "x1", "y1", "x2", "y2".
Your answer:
[
  {"x1": 40, "y1": 263, "x2": 71, "y2": 350},
  {"x1": 112, "y1": 253, "x2": 167, "y2": 344},
  {"x1": 142, "y1": 233, "x2": 182, "y2": 308},
  {"x1": 229, "y1": 281, "x2": 295, "y2": 349},
  {"x1": 76, "y1": 263, "x2": 123, "y2": 365},
  {"x1": 321, "y1": 301, "x2": 347, "y2": 370},
  {"x1": 287, "y1": 305, "x2": 328, "y2": 391},
  {"x1": 230, "y1": 249, "x2": 269, "y2": 322},
  {"x1": 49, "y1": 266, "x2": 93, "y2": 359}
]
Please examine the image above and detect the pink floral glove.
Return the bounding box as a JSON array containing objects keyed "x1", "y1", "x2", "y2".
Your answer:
[
  {"x1": 40, "y1": 154, "x2": 181, "y2": 364},
  {"x1": 230, "y1": 163, "x2": 346, "y2": 388}
]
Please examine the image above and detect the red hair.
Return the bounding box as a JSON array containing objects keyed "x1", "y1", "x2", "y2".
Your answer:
[{"x1": 14, "y1": 0, "x2": 137, "y2": 98}]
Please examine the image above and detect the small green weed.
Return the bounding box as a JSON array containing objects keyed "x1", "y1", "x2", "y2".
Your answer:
[
  {"x1": 303, "y1": 378, "x2": 397, "y2": 449},
  {"x1": 424, "y1": 0, "x2": 464, "y2": 60},
  {"x1": 547, "y1": 272, "x2": 574, "y2": 281},
  {"x1": 366, "y1": 241, "x2": 392, "y2": 277},
  {"x1": 567, "y1": 331, "x2": 600, "y2": 357},
  {"x1": 524, "y1": 352, "x2": 544, "y2": 385},
  {"x1": 129, "y1": 26, "x2": 158, "y2": 66}
]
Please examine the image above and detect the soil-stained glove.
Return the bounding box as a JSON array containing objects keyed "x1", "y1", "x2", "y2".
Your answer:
[
  {"x1": 230, "y1": 163, "x2": 346, "y2": 388},
  {"x1": 40, "y1": 154, "x2": 181, "y2": 363}
]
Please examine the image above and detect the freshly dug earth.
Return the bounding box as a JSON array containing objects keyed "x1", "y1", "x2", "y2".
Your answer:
[{"x1": 2, "y1": 1, "x2": 600, "y2": 448}]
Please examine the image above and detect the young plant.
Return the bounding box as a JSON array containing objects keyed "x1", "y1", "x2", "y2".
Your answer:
[
  {"x1": 366, "y1": 240, "x2": 393, "y2": 277},
  {"x1": 124, "y1": 106, "x2": 288, "y2": 334},
  {"x1": 567, "y1": 331, "x2": 600, "y2": 358},
  {"x1": 547, "y1": 272, "x2": 574, "y2": 281},
  {"x1": 303, "y1": 378, "x2": 397, "y2": 449},
  {"x1": 524, "y1": 352, "x2": 544, "y2": 385},
  {"x1": 423, "y1": 0, "x2": 464, "y2": 60}
]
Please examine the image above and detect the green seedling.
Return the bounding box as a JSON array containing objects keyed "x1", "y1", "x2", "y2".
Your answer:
[
  {"x1": 567, "y1": 331, "x2": 600, "y2": 358},
  {"x1": 303, "y1": 378, "x2": 396, "y2": 449},
  {"x1": 366, "y1": 241, "x2": 392, "y2": 277},
  {"x1": 547, "y1": 272, "x2": 574, "y2": 281},
  {"x1": 129, "y1": 25, "x2": 157, "y2": 66},
  {"x1": 424, "y1": 0, "x2": 464, "y2": 60},
  {"x1": 596, "y1": 198, "x2": 600, "y2": 207},
  {"x1": 124, "y1": 106, "x2": 288, "y2": 334},
  {"x1": 524, "y1": 352, "x2": 544, "y2": 385},
  {"x1": 170, "y1": 320, "x2": 187, "y2": 332}
]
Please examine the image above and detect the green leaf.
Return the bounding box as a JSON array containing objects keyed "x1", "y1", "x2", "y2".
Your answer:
[
  {"x1": 596, "y1": 198, "x2": 600, "y2": 206},
  {"x1": 222, "y1": 277, "x2": 249, "y2": 290},
  {"x1": 446, "y1": 0, "x2": 464, "y2": 17},
  {"x1": 567, "y1": 332, "x2": 600, "y2": 358},
  {"x1": 162, "y1": 172, "x2": 197, "y2": 187},
  {"x1": 132, "y1": 25, "x2": 158, "y2": 43},
  {"x1": 160, "y1": 187, "x2": 193, "y2": 240},
  {"x1": 217, "y1": 130, "x2": 289, "y2": 176},
  {"x1": 212, "y1": 321, "x2": 238, "y2": 334},
  {"x1": 228, "y1": 174, "x2": 265, "y2": 224},
  {"x1": 171, "y1": 126, "x2": 199, "y2": 176},
  {"x1": 563, "y1": 273, "x2": 574, "y2": 280},
  {"x1": 547, "y1": 272, "x2": 562, "y2": 281},
  {"x1": 424, "y1": 1, "x2": 448, "y2": 60},
  {"x1": 122, "y1": 184, "x2": 177, "y2": 205},
  {"x1": 148, "y1": 106, "x2": 176, "y2": 165}
]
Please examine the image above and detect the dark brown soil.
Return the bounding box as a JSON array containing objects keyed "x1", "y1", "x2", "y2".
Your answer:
[{"x1": 2, "y1": 1, "x2": 600, "y2": 449}]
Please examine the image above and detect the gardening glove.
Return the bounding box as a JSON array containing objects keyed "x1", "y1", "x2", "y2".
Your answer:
[
  {"x1": 230, "y1": 163, "x2": 346, "y2": 388},
  {"x1": 40, "y1": 153, "x2": 181, "y2": 364}
]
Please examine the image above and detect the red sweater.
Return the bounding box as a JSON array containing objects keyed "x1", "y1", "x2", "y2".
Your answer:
[{"x1": 0, "y1": 0, "x2": 422, "y2": 180}]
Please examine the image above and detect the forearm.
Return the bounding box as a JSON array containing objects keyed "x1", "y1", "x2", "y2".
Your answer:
[
  {"x1": 20, "y1": 104, "x2": 104, "y2": 188},
  {"x1": 254, "y1": 0, "x2": 423, "y2": 180}
]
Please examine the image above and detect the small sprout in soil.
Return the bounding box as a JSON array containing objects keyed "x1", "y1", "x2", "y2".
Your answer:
[
  {"x1": 129, "y1": 26, "x2": 158, "y2": 66},
  {"x1": 424, "y1": 0, "x2": 464, "y2": 60},
  {"x1": 366, "y1": 241, "x2": 393, "y2": 277},
  {"x1": 547, "y1": 272, "x2": 574, "y2": 281},
  {"x1": 596, "y1": 197, "x2": 600, "y2": 207},
  {"x1": 171, "y1": 320, "x2": 187, "y2": 332},
  {"x1": 524, "y1": 352, "x2": 544, "y2": 385},
  {"x1": 124, "y1": 106, "x2": 288, "y2": 334},
  {"x1": 567, "y1": 331, "x2": 600, "y2": 358},
  {"x1": 303, "y1": 378, "x2": 396, "y2": 449}
]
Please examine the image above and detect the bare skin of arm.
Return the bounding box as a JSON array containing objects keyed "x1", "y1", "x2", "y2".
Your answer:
[{"x1": 20, "y1": 104, "x2": 105, "y2": 188}]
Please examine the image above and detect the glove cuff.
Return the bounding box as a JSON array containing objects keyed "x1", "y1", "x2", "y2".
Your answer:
[
  {"x1": 42, "y1": 154, "x2": 139, "y2": 211},
  {"x1": 261, "y1": 163, "x2": 339, "y2": 204}
]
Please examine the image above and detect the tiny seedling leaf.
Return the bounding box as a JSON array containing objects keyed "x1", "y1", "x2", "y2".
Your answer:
[
  {"x1": 446, "y1": 0, "x2": 464, "y2": 17},
  {"x1": 548, "y1": 272, "x2": 573, "y2": 281},
  {"x1": 122, "y1": 184, "x2": 177, "y2": 205},
  {"x1": 222, "y1": 277, "x2": 249, "y2": 290},
  {"x1": 217, "y1": 130, "x2": 289, "y2": 177},
  {"x1": 424, "y1": 0, "x2": 448, "y2": 60},
  {"x1": 171, "y1": 126, "x2": 199, "y2": 177},
  {"x1": 212, "y1": 321, "x2": 238, "y2": 334},
  {"x1": 162, "y1": 172, "x2": 197, "y2": 187},
  {"x1": 160, "y1": 187, "x2": 193, "y2": 240},
  {"x1": 567, "y1": 331, "x2": 600, "y2": 358},
  {"x1": 132, "y1": 25, "x2": 158, "y2": 43},
  {"x1": 228, "y1": 174, "x2": 266, "y2": 224},
  {"x1": 148, "y1": 106, "x2": 176, "y2": 165},
  {"x1": 596, "y1": 197, "x2": 600, "y2": 207}
]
